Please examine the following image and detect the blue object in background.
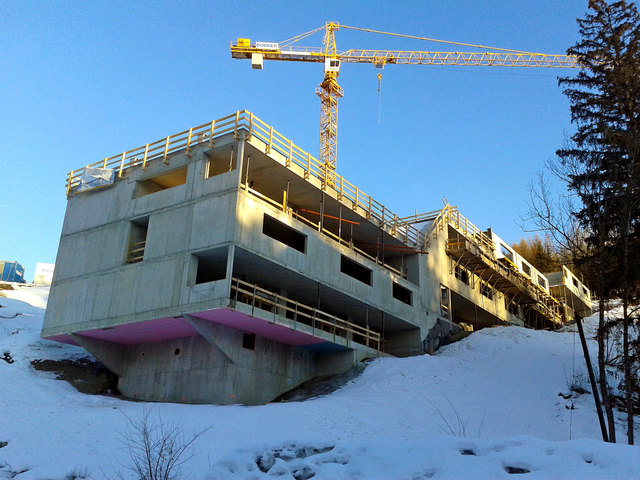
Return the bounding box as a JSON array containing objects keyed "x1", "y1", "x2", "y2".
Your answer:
[{"x1": 0, "y1": 261, "x2": 26, "y2": 283}]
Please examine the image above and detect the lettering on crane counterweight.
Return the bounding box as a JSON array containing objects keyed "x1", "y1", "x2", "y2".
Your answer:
[{"x1": 255, "y1": 42, "x2": 279, "y2": 50}]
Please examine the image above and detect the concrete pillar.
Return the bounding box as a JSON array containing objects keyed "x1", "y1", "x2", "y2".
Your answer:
[
  {"x1": 70, "y1": 334, "x2": 128, "y2": 376},
  {"x1": 183, "y1": 315, "x2": 235, "y2": 363},
  {"x1": 236, "y1": 138, "x2": 246, "y2": 188}
]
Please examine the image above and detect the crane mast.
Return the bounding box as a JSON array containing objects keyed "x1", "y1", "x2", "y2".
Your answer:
[
  {"x1": 316, "y1": 22, "x2": 342, "y2": 177},
  {"x1": 230, "y1": 22, "x2": 579, "y2": 172}
]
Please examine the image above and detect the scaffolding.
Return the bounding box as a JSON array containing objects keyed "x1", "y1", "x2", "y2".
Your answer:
[{"x1": 440, "y1": 205, "x2": 563, "y2": 325}]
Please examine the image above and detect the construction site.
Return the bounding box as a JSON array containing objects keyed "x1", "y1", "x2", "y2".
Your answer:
[{"x1": 42, "y1": 24, "x2": 592, "y2": 405}]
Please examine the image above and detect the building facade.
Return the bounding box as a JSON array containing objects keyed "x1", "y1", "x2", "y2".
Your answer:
[{"x1": 42, "y1": 111, "x2": 592, "y2": 404}]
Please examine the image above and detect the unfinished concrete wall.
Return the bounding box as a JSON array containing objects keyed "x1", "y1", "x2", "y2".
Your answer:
[
  {"x1": 43, "y1": 143, "x2": 241, "y2": 338},
  {"x1": 234, "y1": 191, "x2": 426, "y2": 331},
  {"x1": 46, "y1": 116, "x2": 552, "y2": 405},
  {"x1": 73, "y1": 321, "x2": 332, "y2": 405},
  {"x1": 422, "y1": 224, "x2": 510, "y2": 330}
]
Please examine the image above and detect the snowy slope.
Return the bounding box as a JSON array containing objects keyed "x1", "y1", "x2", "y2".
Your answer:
[{"x1": 0, "y1": 285, "x2": 638, "y2": 479}]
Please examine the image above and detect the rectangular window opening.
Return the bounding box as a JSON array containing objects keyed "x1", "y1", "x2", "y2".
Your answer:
[
  {"x1": 506, "y1": 299, "x2": 520, "y2": 316},
  {"x1": 126, "y1": 217, "x2": 149, "y2": 264},
  {"x1": 440, "y1": 285, "x2": 450, "y2": 319},
  {"x1": 481, "y1": 282, "x2": 493, "y2": 300},
  {"x1": 204, "y1": 148, "x2": 237, "y2": 178},
  {"x1": 537, "y1": 275, "x2": 547, "y2": 289},
  {"x1": 500, "y1": 244, "x2": 514, "y2": 261},
  {"x1": 340, "y1": 255, "x2": 372, "y2": 286},
  {"x1": 135, "y1": 166, "x2": 187, "y2": 198},
  {"x1": 521, "y1": 262, "x2": 532, "y2": 277},
  {"x1": 392, "y1": 282, "x2": 412, "y2": 305},
  {"x1": 193, "y1": 247, "x2": 228, "y2": 285},
  {"x1": 454, "y1": 265, "x2": 469, "y2": 285},
  {"x1": 242, "y1": 332, "x2": 256, "y2": 350},
  {"x1": 263, "y1": 214, "x2": 306, "y2": 253}
]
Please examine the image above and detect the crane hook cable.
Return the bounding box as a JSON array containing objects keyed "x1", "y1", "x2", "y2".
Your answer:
[{"x1": 377, "y1": 72, "x2": 382, "y2": 124}]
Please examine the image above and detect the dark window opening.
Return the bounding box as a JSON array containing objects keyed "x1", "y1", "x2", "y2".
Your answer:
[
  {"x1": 573, "y1": 277, "x2": 579, "y2": 288},
  {"x1": 481, "y1": 282, "x2": 493, "y2": 300},
  {"x1": 582, "y1": 286, "x2": 588, "y2": 297},
  {"x1": 263, "y1": 214, "x2": 306, "y2": 253},
  {"x1": 242, "y1": 333, "x2": 256, "y2": 350},
  {"x1": 135, "y1": 166, "x2": 188, "y2": 198},
  {"x1": 521, "y1": 262, "x2": 531, "y2": 277},
  {"x1": 340, "y1": 256, "x2": 372, "y2": 286},
  {"x1": 454, "y1": 265, "x2": 469, "y2": 285},
  {"x1": 392, "y1": 282, "x2": 412, "y2": 305},
  {"x1": 537, "y1": 275, "x2": 547, "y2": 289},
  {"x1": 174, "y1": 348, "x2": 180, "y2": 356},
  {"x1": 126, "y1": 217, "x2": 149, "y2": 264},
  {"x1": 506, "y1": 299, "x2": 520, "y2": 316},
  {"x1": 194, "y1": 247, "x2": 228, "y2": 285}
]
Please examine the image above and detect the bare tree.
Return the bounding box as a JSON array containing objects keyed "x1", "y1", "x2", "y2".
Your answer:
[
  {"x1": 524, "y1": 159, "x2": 618, "y2": 442},
  {"x1": 120, "y1": 407, "x2": 209, "y2": 480}
]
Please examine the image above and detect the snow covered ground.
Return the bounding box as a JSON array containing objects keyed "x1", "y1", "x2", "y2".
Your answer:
[{"x1": 0, "y1": 285, "x2": 638, "y2": 479}]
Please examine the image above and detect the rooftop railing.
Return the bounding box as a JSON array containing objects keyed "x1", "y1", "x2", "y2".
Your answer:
[{"x1": 66, "y1": 110, "x2": 426, "y2": 250}]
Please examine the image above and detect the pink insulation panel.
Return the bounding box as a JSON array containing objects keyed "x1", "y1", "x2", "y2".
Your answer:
[{"x1": 45, "y1": 308, "x2": 327, "y2": 347}]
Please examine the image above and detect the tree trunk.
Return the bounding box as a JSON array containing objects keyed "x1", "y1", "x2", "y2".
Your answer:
[
  {"x1": 598, "y1": 297, "x2": 617, "y2": 442},
  {"x1": 576, "y1": 314, "x2": 609, "y2": 442},
  {"x1": 623, "y1": 300, "x2": 634, "y2": 444}
]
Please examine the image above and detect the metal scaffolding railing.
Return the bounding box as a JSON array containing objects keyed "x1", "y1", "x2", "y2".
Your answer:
[
  {"x1": 230, "y1": 277, "x2": 381, "y2": 350},
  {"x1": 65, "y1": 110, "x2": 426, "y2": 250},
  {"x1": 443, "y1": 211, "x2": 564, "y2": 325}
]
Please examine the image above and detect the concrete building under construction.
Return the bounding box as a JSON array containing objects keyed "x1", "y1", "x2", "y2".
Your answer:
[{"x1": 42, "y1": 111, "x2": 592, "y2": 405}]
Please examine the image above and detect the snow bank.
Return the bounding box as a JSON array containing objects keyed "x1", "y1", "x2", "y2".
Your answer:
[
  {"x1": 211, "y1": 436, "x2": 640, "y2": 480},
  {"x1": 0, "y1": 285, "x2": 638, "y2": 479}
]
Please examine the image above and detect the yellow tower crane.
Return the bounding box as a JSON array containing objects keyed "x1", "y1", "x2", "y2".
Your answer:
[{"x1": 230, "y1": 22, "x2": 579, "y2": 174}]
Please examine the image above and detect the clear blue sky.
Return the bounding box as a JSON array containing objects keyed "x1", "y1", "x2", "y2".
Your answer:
[{"x1": 1, "y1": 1, "x2": 587, "y2": 281}]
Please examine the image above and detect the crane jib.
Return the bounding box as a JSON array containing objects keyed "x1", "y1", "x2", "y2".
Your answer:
[
  {"x1": 230, "y1": 25, "x2": 580, "y2": 170},
  {"x1": 231, "y1": 47, "x2": 577, "y2": 68}
]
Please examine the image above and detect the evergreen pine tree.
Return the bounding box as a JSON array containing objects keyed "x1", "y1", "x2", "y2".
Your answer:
[{"x1": 557, "y1": 0, "x2": 640, "y2": 444}]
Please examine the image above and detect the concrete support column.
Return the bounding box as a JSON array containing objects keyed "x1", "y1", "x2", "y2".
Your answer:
[
  {"x1": 226, "y1": 244, "x2": 236, "y2": 285},
  {"x1": 70, "y1": 334, "x2": 128, "y2": 376},
  {"x1": 236, "y1": 138, "x2": 246, "y2": 189},
  {"x1": 183, "y1": 315, "x2": 236, "y2": 363}
]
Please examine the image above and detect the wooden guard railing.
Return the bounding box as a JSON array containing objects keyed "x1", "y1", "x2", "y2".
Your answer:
[
  {"x1": 66, "y1": 110, "x2": 427, "y2": 250},
  {"x1": 442, "y1": 205, "x2": 494, "y2": 252},
  {"x1": 230, "y1": 277, "x2": 381, "y2": 350},
  {"x1": 125, "y1": 240, "x2": 146, "y2": 264}
]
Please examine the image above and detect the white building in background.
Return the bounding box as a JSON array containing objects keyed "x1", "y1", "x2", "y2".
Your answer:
[{"x1": 34, "y1": 263, "x2": 55, "y2": 285}]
